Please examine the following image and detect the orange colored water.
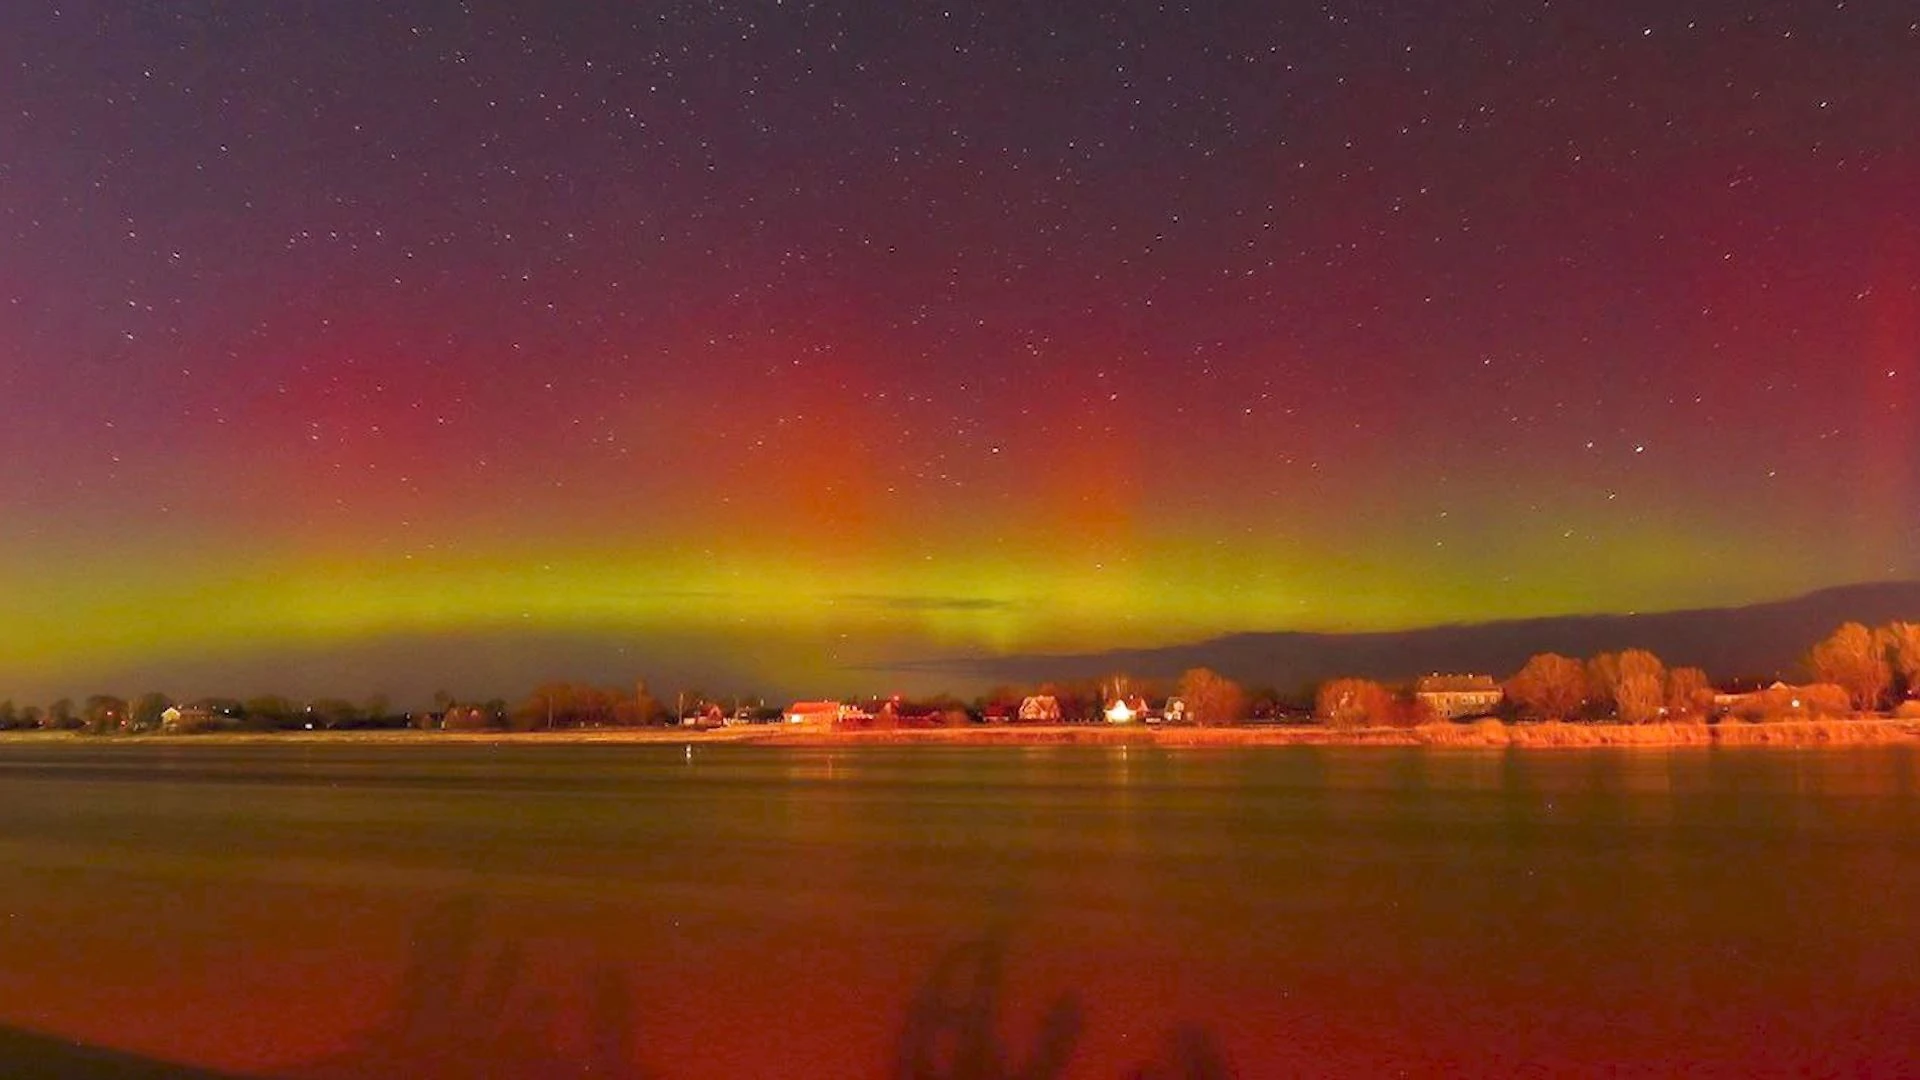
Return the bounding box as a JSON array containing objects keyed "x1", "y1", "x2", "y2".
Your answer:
[{"x1": 1, "y1": 743, "x2": 1916, "y2": 1077}]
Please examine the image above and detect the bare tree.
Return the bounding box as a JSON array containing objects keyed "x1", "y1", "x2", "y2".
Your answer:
[
  {"x1": 1506, "y1": 653, "x2": 1588, "y2": 720},
  {"x1": 1665, "y1": 667, "x2": 1714, "y2": 721},
  {"x1": 1878, "y1": 622, "x2": 1920, "y2": 701},
  {"x1": 619, "y1": 679, "x2": 662, "y2": 726},
  {"x1": 1614, "y1": 649, "x2": 1666, "y2": 724},
  {"x1": 130, "y1": 691, "x2": 173, "y2": 731},
  {"x1": 1586, "y1": 652, "x2": 1623, "y2": 717},
  {"x1": 1809, "y1": 622, "x2": 1891, "y2": 712},
  {"x1": 1175, "y1": 667, "x2": 1248, "y2": 726},
  {"x1": 83, "y1": 694, "x2": 129, "y2": 734},
  {"x1": 1315, "y1": 678, "x2": 1395, "y2": 729},
  {"x1": 244, "y1": 695, "x2": 297, "y2": 729},
  {"x1": 515, "y1": 682, "x2": 571, "y2": 730}
]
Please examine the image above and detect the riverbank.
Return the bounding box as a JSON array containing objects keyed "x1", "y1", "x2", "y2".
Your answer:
[
  {"x1": 758, "y1": 718, "x2": 1920, "y2": 748},
  {"x1": 3, "y1": 718, "x2": 1917, "y2": 748}
]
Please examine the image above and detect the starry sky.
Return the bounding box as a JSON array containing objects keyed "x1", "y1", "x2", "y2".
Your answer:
[{"x1": 2, "y1": 0, "x2": 1916, "y2": 703}]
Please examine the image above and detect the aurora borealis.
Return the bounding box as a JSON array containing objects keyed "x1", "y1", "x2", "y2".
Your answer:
[{"x1": 3, "y1": 2, "x2": 1916, "y2": 703}]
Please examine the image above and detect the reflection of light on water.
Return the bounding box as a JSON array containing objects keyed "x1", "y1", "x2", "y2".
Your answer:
[
  {"x1": 1102, "y1": 746, "x2": 1142, "y2": 858},
  {"x1": 780, "y1": 751, "x2": 843, "y2": 782}
]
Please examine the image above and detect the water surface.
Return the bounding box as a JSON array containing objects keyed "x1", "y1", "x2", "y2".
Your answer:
[{"x1": 1, "y1": 742, "x2": 1916, "y2": 1076}]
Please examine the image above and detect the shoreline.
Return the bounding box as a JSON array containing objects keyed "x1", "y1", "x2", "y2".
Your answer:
[{"x1": 2, "y1": 718, "x2": 1917, "y2": 749}]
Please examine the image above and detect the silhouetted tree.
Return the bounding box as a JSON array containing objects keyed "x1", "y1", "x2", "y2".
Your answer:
[
  {"x1": 612, "y1": 680, "x2": 661, "y2": 726},
  {"x1": 579, "y1": 685, "x2": 622, "y2": 726},
  {"x1": 1176, "y1": 667, "x2": 1248, "y2": 726},
  {"x1": 130, "y1": 691, "x2": 172, "y2": 731},
  {"x1": 513, "y1": 682, "x2": 657, "y2": 729},
  {"x1": 982, "y1": 685, "x2": 1026, "y2": 721},
  {"x1": 44, "y1": 698, "x2": 77, "y2": 730},
  {"x1": 307, "y1": 698, "x2": 363, "y2": 728},
  {"x1": 244, "y1": 695, "x2": 297, "y2": 730},
  {"x1": 83, "y1": 694, "x2": 129, "y2": 734},
  {"x1": 1809, "y1": 622, "x2": 1891, "y2": 712},
  {"x1": 1244, "y1": 685, "x2": 1283, "y2": 721},
  {"x1": 516, "y1": 683, "x2": 569, "y2": 730},
  {"x1": 1877, "y1": 621, "x2": 1920, "y2": 700},
  {"x1": 1042, "y1": 680, "x2": 1101, "y2": 723},
  {"x1": 1506, "y1": 653, "x2": 1588, "y2": 720}
]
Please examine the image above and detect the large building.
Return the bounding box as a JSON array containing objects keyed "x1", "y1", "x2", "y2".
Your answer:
[{"x1": 1414, "y1": 675, "x2": 1505, "y2": 720}]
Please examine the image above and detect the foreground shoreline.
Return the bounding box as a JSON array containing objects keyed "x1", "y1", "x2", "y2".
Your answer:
[{"x1": 3, "y1": 718, "x2": 1918, "y2": 749}]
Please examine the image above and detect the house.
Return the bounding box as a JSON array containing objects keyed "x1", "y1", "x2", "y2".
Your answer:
[
  {"x1": 681, "y1": 704, "x2": 726, "y2": 727},
  {"x1": 784, "y1": 701, "x2": 839, "y2": 726},
  {"x1": 1104, "y1": 695, "x2": 1149, "y2": 724},
  {"x1": 1162, "y1": 697, "x2": 1188, "y2": 724},
  {"x1": 1414, "y1": 675, "x2": 1505, "y2": 720},
  {"x1": 1017, "y1": 695, "x2": 1061, "y2": 723},
  {"x1": 1713, "y1": 680, "x2": 1786, "y2": 711},
  {"x1": 783, "y1": 701, "x2": 870, "y2": 727},
  {"x1": 160, "y1": 703, "x2": 234, "y2": 734},
  {"x1": 1713, "y1": 681, "x2": 1828, "y2": 716},
  {"x1": 876, "y1": 701, "x2": 951, "y2": 727}
]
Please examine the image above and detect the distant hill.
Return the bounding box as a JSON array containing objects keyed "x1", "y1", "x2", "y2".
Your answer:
[
  {"x1": 30, "y1": 581, "x2": 1919, "y2": 707},
  {"x1": 923, "y1": 582, "x2": 1920, "y2": 693}
]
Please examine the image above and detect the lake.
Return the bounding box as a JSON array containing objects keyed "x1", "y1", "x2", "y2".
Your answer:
[{"x1": 1, "y1": 741, "x2": 1917, "y2": 1077}]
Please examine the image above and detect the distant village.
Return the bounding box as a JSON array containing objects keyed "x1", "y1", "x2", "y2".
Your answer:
[{"x1": 2, "y1": 621, "x2": 1916, "y2": 737}]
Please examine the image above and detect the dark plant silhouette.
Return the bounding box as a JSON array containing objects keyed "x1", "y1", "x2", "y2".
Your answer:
[
  {"x1": 1126, "y1": 1025, "x2": 1235, "y2": 1080},
  {"x1": 0, "y1": 899, "x2": 1233, "y2": 1079},
  {"x1": 894, "y1": 932, "x2": 1082, "y2": 1080},
  {"x1": 290, "y1": 897, "x2": 650, "y2": 1080}
]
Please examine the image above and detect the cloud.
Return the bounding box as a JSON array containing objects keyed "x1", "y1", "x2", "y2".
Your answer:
[{"x1": 835, "y1": 594, "x2": 1018, "y2": 613}]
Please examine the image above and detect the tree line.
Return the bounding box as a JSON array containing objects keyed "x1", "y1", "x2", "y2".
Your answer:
[
  {"x1": 2, "y1": 621, "x2": 1915, "y2": 735},
  {"x1": 1315, "y1": 620, "x2": 1920, "y2": 728},
  {"x1": 0, "y1": 693, "x2": 405, "y2": 734}
]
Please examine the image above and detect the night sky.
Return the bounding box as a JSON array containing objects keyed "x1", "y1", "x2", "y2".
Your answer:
[{"x1": 3, "y1": 1, "x2": 1916, "y2": 703}]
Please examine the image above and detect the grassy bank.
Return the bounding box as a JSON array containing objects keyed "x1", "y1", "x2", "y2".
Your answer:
[
  {"x1": 765, "y1": 719, "x2": 1920, "y2": 748},
  {"x1": 1412, "y1": 718, "x2": 1920, "y2": 748},
  {"x1": 4, "y1": 719, "x2": 1917, "y2": 749}
]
